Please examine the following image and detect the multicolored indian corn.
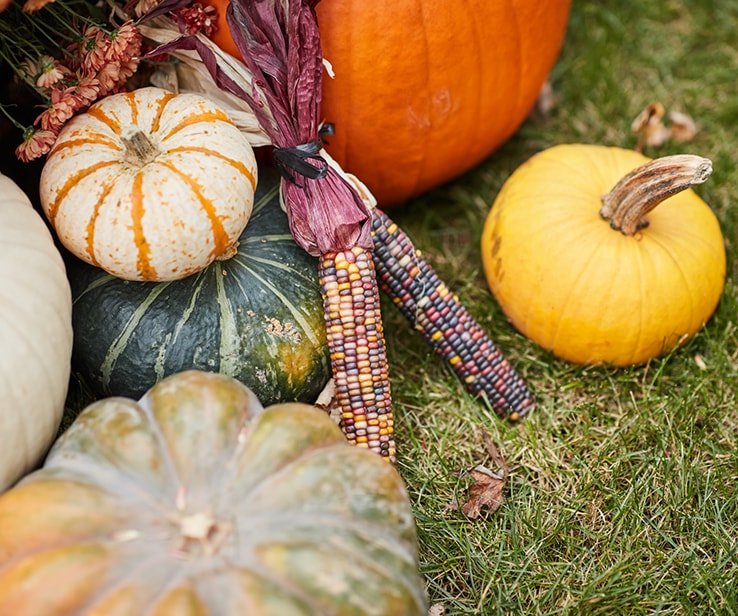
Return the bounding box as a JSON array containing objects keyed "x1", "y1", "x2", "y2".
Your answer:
[
  {"x1": 319, "y1": 246, "x2": 396, "y2": 462},
  {"x1": 158, "y1": 0, "x2": 530, "y2": 461},
  {"x1": 371, "y1": 208, "x2": 534, "y2": 421}
]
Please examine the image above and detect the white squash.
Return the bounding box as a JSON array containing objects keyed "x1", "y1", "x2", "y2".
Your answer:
[
  {"x1": 39, "y1": 87, "x2": 258, "y2": 282},
  {"x1": 0, "y1": 174, "x2": 73, "y2": 492}
]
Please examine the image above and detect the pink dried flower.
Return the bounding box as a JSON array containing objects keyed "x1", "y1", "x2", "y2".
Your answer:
[
  {"x1": 77, "y1": 25, "x2": 110, "y2": 73},
  {"x1": 73, "y1": 75, "x2": 101, "y2": 105},
  {"x1": 117, "y1": 57, "x2": 140, "y2": 83},
  {"x1": 36, "y1": 56, "x2": 68, "y2": 89},
  {"x1": 36, "y1": 86, "x2": 84, "y2": 131},
  {"x1": 95, "y1": 61, "x2": 123, "y2": 95},
  {"x1": 15, "y1": 128, "x2": 57, "y2": 162},
  {"x1": 175, "y1": 3, "x2": 219, "y2": 38},
  {"x1": 107, "y1": 21, "x2": 142, "y2": 61}
]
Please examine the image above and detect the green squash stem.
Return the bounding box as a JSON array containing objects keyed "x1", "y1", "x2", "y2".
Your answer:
[{"x1": 600, "y1": 154, "x2": 713, "y2": 235}]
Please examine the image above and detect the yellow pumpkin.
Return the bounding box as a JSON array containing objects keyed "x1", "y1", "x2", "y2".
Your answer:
[
  {"x1": 39, "y1": 87, "x2": 258, "y2": 282},
  {"x1": 0, "y1": 174, "x2": 73, "y2": 492},
  {"x1": 481, "y1": 144, "x2": 726, "y2": 366}
]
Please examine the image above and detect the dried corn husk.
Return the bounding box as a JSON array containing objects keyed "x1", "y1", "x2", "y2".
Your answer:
[{"x1": 139, "y1": 17, "x2": 271, "y2": 147}]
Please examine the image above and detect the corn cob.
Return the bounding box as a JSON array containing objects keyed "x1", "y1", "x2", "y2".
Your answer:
[
  {"x1": 371, "y1": 209, "x2": 534, "y2": 421},
  {"x1": 319, "y1": 245, "x2": 396, "y2": 462}
]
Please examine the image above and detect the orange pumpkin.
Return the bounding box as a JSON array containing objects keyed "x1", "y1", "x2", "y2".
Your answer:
[{"x1": 203, "y1": 0, "x2": 572, "y2": 206}]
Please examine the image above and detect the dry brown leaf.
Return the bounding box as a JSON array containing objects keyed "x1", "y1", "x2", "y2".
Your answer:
[
  {"x1": 631, "y1": 103, "x2": 698, "y2": 151},
  {"x1": 631, "y1": 102, "x2": 670, "y2": 151},
  {"x1": 447, "y1": 435, "x2": 509, "y2": 519},
  {"x1": 667, "y1": 110, "x2": 698, "y2": 142}
]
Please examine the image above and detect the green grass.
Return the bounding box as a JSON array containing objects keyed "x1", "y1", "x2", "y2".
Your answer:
[
  {"x1": 44, "y1": 0, "x2": 737, "y2": 613},
  {"x1": 378, "y1": 1, "x2": 738, "y2": 613}
]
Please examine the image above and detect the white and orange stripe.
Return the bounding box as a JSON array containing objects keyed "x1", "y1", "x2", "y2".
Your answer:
[{"x1": 40, "y1": 87, "x2": 258, "y2": 282}]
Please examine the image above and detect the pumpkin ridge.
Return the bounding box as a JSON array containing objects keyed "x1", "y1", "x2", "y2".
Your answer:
[
  {"x1": 155, "y1": 158, "x2": 232, "y2": 260},
  {"x1": 45, "y1": 159, "x2": 120, "y2": 225},
  {"x1": 0, "y1": 541, "x2": 116, "y2": 611},
  {"x1": 229, "y1": 447, "x2": 423, "y2": 588},
  {"x1": 235, "y1": 534, "x2": 424, "y2": 614},
  {"x1": 131, "y1": 173, "x2": 157, "y2": 280},
  {"x1": 153, "y1": 275, "x2": 208, "y2": 383},
  {"x1": 165, "y1": 145, "x2": 257, "y2": 189},
  {"x1": 55, "y1": 400, "x2": 189, "y2": 512},
  {"x1": 233, "y1": 510, "x2": 419, "y2": 567},
  {"x1": 99, "y1": 282, "x2": 173, "y2": 388},
  {"x1": 639, "y1": 230, "x2": 704, "y2": 339},
  {"x1": 85, "y1": 104, "x2": 125, "y2": 136},
  {"x1": 547, "y1": 232, "x2": 611, "y2": 356},
  {"x1": 122, "y1": 89, "x2": 142, "y2": 126},
  {"x1": 0, "y1": 482, "x2": 122, "y2": 573},
  {"x1": 227, "y1": 258, "x2": 323, "y2": 347},
  {"x1": 85, "y1": 173, "x2": 122, "y2": 266},
  {"x1": 503, "y1": 0, "x2": 526, "y2": 138},
  {"x1": 214, "y1": 259, "x2": 240, "y2": 378},
  {"x1": 240, "y1": 233, "x2": 294, "y2": 244},
  {"x1": 48, "y1": 134, "x2": 119, "y2": 157},
  {"x1": 148, "y1": 89, "x2": 178, "y2": 135},
  {"x1": 195, "y1": 565, "x2": 329, "y2": 615},
  {"x1": 462, "y1": 0, "x2": 484, "y2": 161},
  {"x1": 159, "y1": 109, "x2": 235, "y2": 142},
  {"x1": 71, "y1": 273, "x2": 116, "y2": 304},
  {"x1": 75, "y1": 549, "x2": 177, "y2": 616},
  {"x1": 406, "y1": 0, "x2": 432, "y2": 198},
  {"x1": 212, "y1": 407, "x2": 346, "y2": 505}
]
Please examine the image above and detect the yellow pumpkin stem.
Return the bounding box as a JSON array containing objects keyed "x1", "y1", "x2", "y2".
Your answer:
[
  {"x1": 600, "y1": 154, "x2": 713, "y2": 236},
  {"x1": 121, "y1": 125, "x2": 161, "y2": 166}
]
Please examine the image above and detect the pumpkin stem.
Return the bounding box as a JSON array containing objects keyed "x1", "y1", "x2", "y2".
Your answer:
[
  {"x1": 600, "y1": 154, "x2": 712, "y2": 236},
  {"x1": 120, "y1": 125, "x2": 161, "y2": 166},
  {"x1": 175, "y1": 510, "x2": 232, "y2": 557}
]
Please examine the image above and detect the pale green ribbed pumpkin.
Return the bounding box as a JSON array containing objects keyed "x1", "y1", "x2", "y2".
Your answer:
[{"x1": 0, "y1": 370, "x2": 428, "y2": 615}]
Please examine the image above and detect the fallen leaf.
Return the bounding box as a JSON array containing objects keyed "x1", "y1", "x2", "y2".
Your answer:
[
  {"x1": 447, "y1": 435, "x2": 509, "y2": 519},
  {"x1": 631, "y1": 102, "x2": 670, "y2": 151},
  {"x1": 667, "y1": 110, "x2": 698, "y2": 142},
  {"x1": 631, "y1": 103, "x2": 698, "y2": 151},
  {"x1": 461, "y1": 465, "x2": 506, "y2": 518}
]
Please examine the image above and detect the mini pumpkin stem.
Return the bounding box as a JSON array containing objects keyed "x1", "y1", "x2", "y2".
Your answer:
[
  {"x1": 600, "y1": 154, "x2": 712, "y2": 236},
  {"x1": 120, "y1": 125, "x2": 160, "y2": 166}
]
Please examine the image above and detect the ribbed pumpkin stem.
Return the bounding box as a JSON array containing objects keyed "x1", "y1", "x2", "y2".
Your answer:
[
  {"x1": 600, "y1": 154, "x2": 712, "y2": 236},
  {"x1": 121, "y1": 125, "x2": 160, "y2": 166}
]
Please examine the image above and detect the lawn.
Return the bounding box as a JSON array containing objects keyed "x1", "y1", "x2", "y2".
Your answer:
[
  {"x1": 380, "y1": 1, "x2": 738, "y2": 613},
  {"x1": 3, "y1": 0, "x2": 735, "y2": 614}
]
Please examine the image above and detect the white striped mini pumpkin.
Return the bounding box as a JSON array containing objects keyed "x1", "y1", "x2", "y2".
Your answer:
[{"x1": 39, "y1": 87, "x2": 258, "y2": 282}]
